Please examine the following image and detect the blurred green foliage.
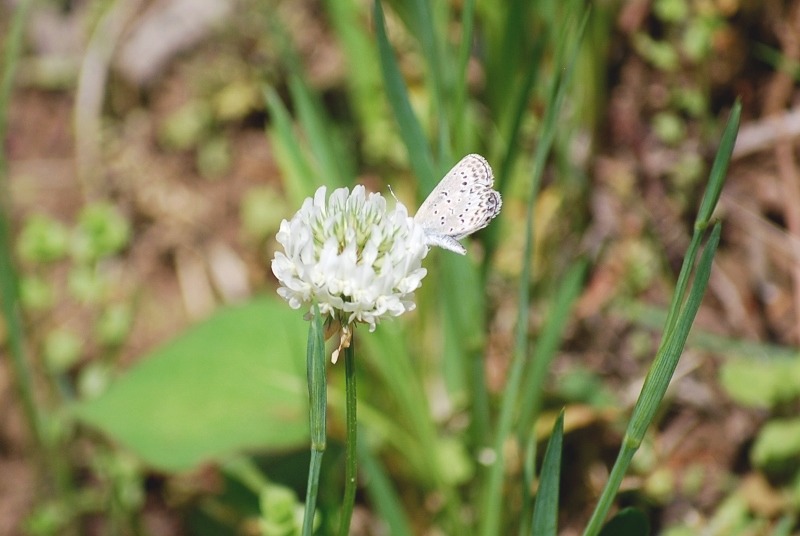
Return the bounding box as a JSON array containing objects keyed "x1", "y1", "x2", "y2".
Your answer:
[{"x1": 0, "y1": 0, "x2": 770, "y2": 534}]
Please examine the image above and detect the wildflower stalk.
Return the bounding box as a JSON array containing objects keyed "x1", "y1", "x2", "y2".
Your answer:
[
  {"x1": 338, "y1": 338, "x2": 357, "y2": 536},
  {"x1": 302, "y1": 304, "x2": 326, "y2": 536},
  {"x1": 273, "y1": 186, "x2": 430, "y2": 534}
]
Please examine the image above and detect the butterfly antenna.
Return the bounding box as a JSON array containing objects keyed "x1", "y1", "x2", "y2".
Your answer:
[{"x1": 387, "y1": 184, "x2": 400, "y2": 203}]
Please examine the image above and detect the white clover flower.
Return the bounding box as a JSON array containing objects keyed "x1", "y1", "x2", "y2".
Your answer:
[{"x1": 272, "y1": 185, "x2": 429, "y2": 359}]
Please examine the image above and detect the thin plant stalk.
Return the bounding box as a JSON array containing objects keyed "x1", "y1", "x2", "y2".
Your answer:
[
  {"x1": 582, "y1": 100, "x2": 740, "y2": 535},
  {"x1": 338, "y1": 338, "x2": 358, "y2": 536},
  {"x1": 302, "y1": 305, "x2": 327, "y2": 536}
]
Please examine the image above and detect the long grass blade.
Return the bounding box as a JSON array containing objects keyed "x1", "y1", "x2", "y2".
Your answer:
[
  {"x1": 485, "y1": 0, "x2": 528, "y2": 115},
  {"x1": 478, "y1": 9, "x2": 589, "y2": 536},
  {"x1": 662, "y1": 100, "x2": 741, "y2": 338},
  {"x1": 288, "y1": 74, "x2": 351, "y2": 188},
  {"x1": 323, "y1": 0, "x2": 392, "y2": 161},
  {"x1": 337, "y1": 340, "x2": 358, "y2": 536},
  {"x1": 0, "y1": 0, "x2": 41, "y2": 445},
  {"x1": 373, "y1": 0, "x2": 437, "y2": 195},
  {"x1": 583, "y1": 223, "x2": 722, "y2": 536},
  {"x1": 695, "y1": 100, "x2": 741, "y2": 229},
  {"x1": 517, "y1": 260, "x2": 587, "y2": 437},
  {"x1": 263, "y1": 86, "x2": 319, "y2": 204},
  {"x1": 530, "y1": 410, "x2": 564, "y2": 536},
  {"x1": 451, "y1": 0, "x2": 476, "y2": 152},
  {"x1": 407, "y1": 0, "x2": 450, "y2": 163},
  {"x1": 358, "y1": 439, "x2": 414, "y2": 536},
  {"x1": 627, "y1": 223, "x2": 721, "y2": 441}
]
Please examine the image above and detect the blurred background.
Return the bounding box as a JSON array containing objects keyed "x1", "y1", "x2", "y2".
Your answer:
[{"x1": 0, "y1": 0, "x2": 798, "y2": 534}]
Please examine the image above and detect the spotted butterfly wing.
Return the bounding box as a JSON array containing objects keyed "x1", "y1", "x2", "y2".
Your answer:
[{"x1": 414, "y1": 154, "x2": 502, "y2": 255}]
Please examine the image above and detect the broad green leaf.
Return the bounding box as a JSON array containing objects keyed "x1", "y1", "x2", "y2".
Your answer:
[{"x1": 73, "y1": 296, "x2": 309, "y2": 471}]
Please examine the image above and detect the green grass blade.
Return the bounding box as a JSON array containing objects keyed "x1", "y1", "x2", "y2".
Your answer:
[
  {"x1": 481, "y1": 15, "x2": 547, "y2": 266},
  {"x1": 530, "y1": 410, "x2": 564, "y2": 536},
  {"x1": 662, "y1": 101, "x2": 741, "y2": 338},
  {"x1": 517, "y1": 260, "x2": 587, "y2": 437},
  {"x1": 288, "y1": 75, "x2": 352, "y2": 188},
  {"x1": 407, "y1": 0, "x2": 450, "y2": 162},
  {"x1": 267, "y1": 9, "x2": 352, "y2": 188},
  {"x1": 518, "y1": 429, "x2": 539, "y2": 536},
  {"x1": 485, "y1": 0, "x2": 528, "y2": 115},
  {"x1": 373, "y1": 0, "x2": 437, "y2": 195},
  {"x1": 324, "y1": 0, "x2": 395, "y2": 162},
  {"x1": 478, "y1": 9, "x2": 589, "y2": 536},
  {"x1": 0, "y1": 0, "x2": 33, "y2": 174},
  {"x1": 451, "y1": 0, "x2": 476, "y2": 152},
  {"x1": 360, "y1": 324, "x2": 466, "y2": 533},
  {"x1": 582, "y1": 105, "x2": 738, "y2": 533},
  {"x1": 0, "y1": 0, "x2": 41, "y2": 445},
  {"x1": 494, "y1": 35, "x2": 547, "y2": 195},
  {"x1": 440, "y1": 254, "x2": 484, "y2": 393},
  {"x1": 583, "y1": 223, "x2": 722, "y2": 536},
  {"x1": 337, "y1": 341, "x2": 358, "y2": 536},
  {"x1": 627, "y1": 223, "x2": 721, "y2": 440},
  {"x1": 696, "y1": 99, "x2": 741, "y2": 228},
  {"x1": 358, "y1": 439, "x2": 414, "y2": 536},
  {"x1": 263, "y1": 86, "x2": 319, "y2": 204}
]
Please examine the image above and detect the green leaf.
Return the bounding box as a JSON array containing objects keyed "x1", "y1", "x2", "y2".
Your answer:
[
  {"x1": 695, "y1": 99, "x2": 741, "y2": 228},
  {"x1": 479, "y1": 9, "x2": 590, "y2": 535},
  {"x1": 373, "y1": 0, "x2": 437, "y2": 195},
  {"x1": 72, "y1": 296, "x2": 309, "y2": 471},
  {"x1": 288, "y1": 74, "x2": 351, "y2": 188},
  {"x1": 530, "y1": 410, "x2": 564, "y2": 536},
  {"x1": 441, "y1": 253, "x2": 484, "y2": 397},
  {"x1": 264, "y1": 85, "x2": 319, "y2": 206},
  {"x1": 518, "y1": 260, "x2": 587, "y2": 436},
  {"x1": 359, "y1": 439, "x2": 414, "y2": 536}
]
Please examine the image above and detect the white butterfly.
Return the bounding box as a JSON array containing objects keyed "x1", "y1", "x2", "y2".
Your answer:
[{"x1": 414, "y1": 154, "x2": 502, "y2": 255}]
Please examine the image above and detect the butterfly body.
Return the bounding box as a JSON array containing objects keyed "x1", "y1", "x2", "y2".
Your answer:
[{"x1": 414, "y1": 154, "x2": 502, "y2": 255}]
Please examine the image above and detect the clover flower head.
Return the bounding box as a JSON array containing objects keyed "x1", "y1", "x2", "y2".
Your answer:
[{"x1": 272, "y1": 185, "x2": 429, "y2": 342}]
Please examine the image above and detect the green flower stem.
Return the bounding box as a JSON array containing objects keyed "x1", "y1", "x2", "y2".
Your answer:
[
  {"x1": 302, "y1": 305, "x2": 326, "y2": 536},
  {"x1": 338, "y1": 337, "x2": 357, "y2": 536}
]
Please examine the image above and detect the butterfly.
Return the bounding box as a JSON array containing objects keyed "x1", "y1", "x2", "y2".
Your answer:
[{"x1": 414, "y1": 154, "x2": 502, "y2": 255}]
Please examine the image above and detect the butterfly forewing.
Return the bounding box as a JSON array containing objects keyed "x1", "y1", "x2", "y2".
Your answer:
[{"x1": 413, "y1": 154, "x2": 502, "y2": 253}]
